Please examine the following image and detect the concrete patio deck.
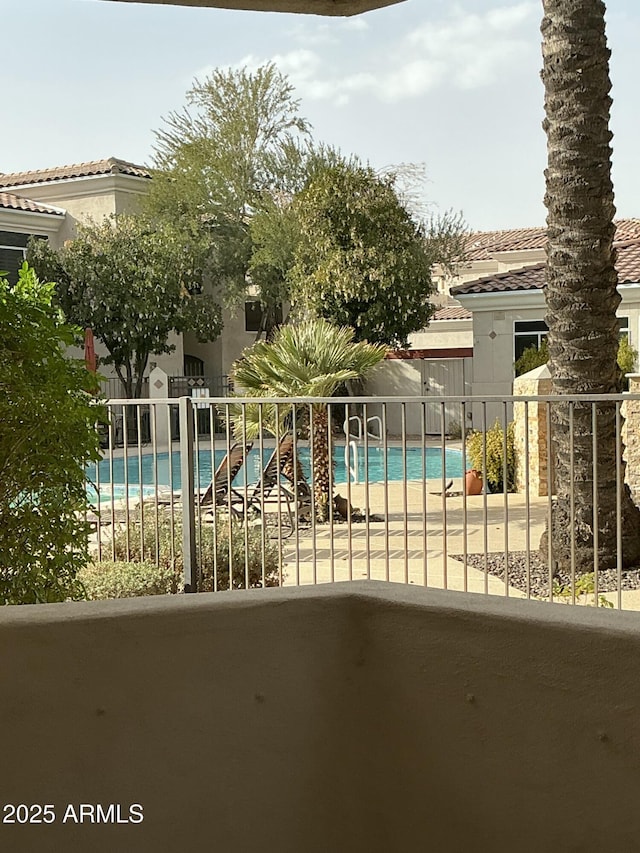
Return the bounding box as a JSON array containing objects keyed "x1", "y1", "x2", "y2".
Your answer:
[{"x1": 280, "y1": 479, "x2": 640, "y2": 609}]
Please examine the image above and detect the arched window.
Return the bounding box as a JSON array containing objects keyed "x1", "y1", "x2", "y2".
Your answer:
[{"x1": 184, "y1": 355, "x2": 204, "y2": 377}]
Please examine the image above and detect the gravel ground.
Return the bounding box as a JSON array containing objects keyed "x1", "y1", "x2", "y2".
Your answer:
[{"x1": 451, "y1": 551, "x2": 640, "y2": 599}]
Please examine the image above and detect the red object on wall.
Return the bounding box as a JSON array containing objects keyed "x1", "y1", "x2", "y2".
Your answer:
[{"x1": 84, "y1": 327, "x2": 97, "y2": 374}]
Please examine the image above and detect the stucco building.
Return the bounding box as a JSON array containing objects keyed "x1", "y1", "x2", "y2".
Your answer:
[
  {"x1": 0, "y1": 157, "x2": 265, "y2": 393},
  {"x1": 448, "y1": 222, "x2": 640, "y2": 402}
]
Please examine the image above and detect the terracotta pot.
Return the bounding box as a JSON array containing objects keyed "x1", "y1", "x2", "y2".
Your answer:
[{"x1": 465, "y1": 469, "x2": 483, "y2": 496}]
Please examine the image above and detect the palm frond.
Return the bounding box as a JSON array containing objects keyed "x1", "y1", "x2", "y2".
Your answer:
[{"x1": 232, "y1": 317, "x2": 387, "y2": 399}]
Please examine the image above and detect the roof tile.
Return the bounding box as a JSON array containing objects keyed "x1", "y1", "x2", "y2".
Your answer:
[
  {"x1": 0, "y1": 191, "x2": 64, "y2": 216},
  {"x1": 0, "y1": 157, "x2": 151, "y2": 188},
  {"x1": 452, "y1": 241, "x2": 640, "y2": 296},
  {"x1": 464, "y1": 220, "x2": 640, "y2": 261},
  {"x1": 431, "y1": 304, "x2": 472, "y2": 321}
]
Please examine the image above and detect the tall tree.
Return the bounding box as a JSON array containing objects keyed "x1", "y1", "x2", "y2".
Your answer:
[
  {"x1": 540, "y1": 0, "x2": 640, "y2": 570},
  {"x1": 288, "y1": 163, "x2": 467, "y2": 348},
  {"x1": 28, "y1": 215, "x2": 222, "y2": 398},
  {"x1": 146, "y1": 63, "x2": 311, "y2": 316},
  {"x1": 232, "y1": 319, "x2": 387, "y2": 521},
  {"x1": 247, "y1": 145, "x2": 364, "y2": 339}
]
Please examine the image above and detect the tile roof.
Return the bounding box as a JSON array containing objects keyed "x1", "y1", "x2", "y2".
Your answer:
[
  {"x1": 0, "y1": 157, "x2": 152, "y2": 188},
  {"x1": 464, "y1": 219, "x2": 640, "y2": 261},
  {"x1": 0, "y1": 191, "x2": 64, "y2": 216},
  {"x1": 465, "y1": 227, "x2": 547, "y2": 260},
  {"x1": 452, "y1": 240, "x2": 640, "y2": 296},
  {"x1": 431, "y1": 304, "x2": 472, "y2": 321}
]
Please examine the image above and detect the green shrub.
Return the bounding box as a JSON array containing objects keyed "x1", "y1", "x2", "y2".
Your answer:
[
  {"x1": 514, "y1": 339, "x2": 549, "y2": 377},
  {"x1": 618, "y1": 336, "x2": 638, "y2": 390},
  {"x1": 0, "y1": 264, "x2": 105, "y2": 605},
  {"x1": 515, "y1": 336, "x2": 637, "y2": 389},
  {"x1": 552, "y1": 573, "x2": 614, "y2": 608},
  {"x1": 79, "y1": 561, "x2": 180, "y2": 600},
  {"x1": 106, "y1": 510, "x2": 281, "y2": 591},
  {"x1": 466, "y1": 420, "x2": 516, "y2": 493}
]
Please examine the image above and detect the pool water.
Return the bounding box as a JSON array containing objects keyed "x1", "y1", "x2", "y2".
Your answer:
[{"x1": 88, "y1": 445, "x2": 463, "y2": 502}]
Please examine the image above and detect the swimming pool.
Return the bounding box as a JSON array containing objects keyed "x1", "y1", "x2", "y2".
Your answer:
[{"x1": 88, "y1": 445, "x2": 464, "y2": 502}]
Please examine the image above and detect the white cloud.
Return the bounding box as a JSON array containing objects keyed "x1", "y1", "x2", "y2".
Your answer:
[
  {"x1": 271, "y1": 49, "x2": 322, "y2": 78},
  {"x1": 193, "y1": 3, "x2": 539, "y2": 109},
  {"x1": 285, "y1": 14, "x2": 368, "y2": 47},
  {"x1": 405, "y1": 2, "x2": 538, "y2": 92},
  {"x1": 340, "y1": 17, "x2": 369, "y2": 32},
  {"x1": 270, "y1": 2, "x2": 538, "y2": 105}
]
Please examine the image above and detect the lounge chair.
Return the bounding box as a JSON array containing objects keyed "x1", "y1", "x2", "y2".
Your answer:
[
  {"x1": 240, "y1": 434, "x2": 311, "y2": 535},
  {"x1": 200, "y1": 442, "x2": 253, "y2": 511}
]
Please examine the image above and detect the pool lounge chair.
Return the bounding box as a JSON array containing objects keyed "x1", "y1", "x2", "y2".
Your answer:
[
  {"x1": 200, "y1": 441, "x2": 253, "y2": 511},
  {"x1": 241, "y1": 434, "x2": 311, "y2": 535}
]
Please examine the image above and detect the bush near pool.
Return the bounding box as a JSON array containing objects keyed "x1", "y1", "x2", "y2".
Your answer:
[{"x1": 85, "y1": 510, "x2": 282, "y2": 598}]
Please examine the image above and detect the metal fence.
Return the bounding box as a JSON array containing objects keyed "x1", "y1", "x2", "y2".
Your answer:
[
  {"x1": 87, "y1": 393, "x2": 640, "y2": 609},
  {"x1": 100, "y1": 377, "x2": 149, "y2": 400},
  {"x1": 98, "y1": 375, "x2": 230, "y2": 447},
  {"x1": 168, "y1": 374, "x2": 230, "y2": 399}
]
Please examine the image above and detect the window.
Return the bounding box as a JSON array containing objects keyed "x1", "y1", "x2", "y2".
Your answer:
[
  {"x1": 514, "y1": 317, "x2": 630, "y2": 365},
  {"x1": 245, "y1": 301, "x2": 262, "y2": 332},
  {"x1": 514, "y1": 320, "x2": 548, "y2": 363},
  {"x1": 619, "y1": 316, "x2": 629, "y2": 340},
  {"x1": 0, "y1": 231, "x2": 30, "y2": 285},
  {"x1": 244, "y1": 301, "x2": 283, "y2": 333},
  {"x1": 184, "y1": 355, "x2": 205, "y2": 377}
]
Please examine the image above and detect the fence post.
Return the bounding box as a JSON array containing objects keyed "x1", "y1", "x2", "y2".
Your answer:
[
  {"x1": 179, "y1": 396, "x2": 198, "y2": 593},
  {"x1": 149, "y1": 366, "x2": 170, "y2": 449}
]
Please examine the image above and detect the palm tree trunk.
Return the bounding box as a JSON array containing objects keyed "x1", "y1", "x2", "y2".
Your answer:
[
  {"x1": 311, "y1": 405, "x2": 331, "y2": 523},
  {"x1": 540, "y1": 0, "x2": 640, "y2": 570}
]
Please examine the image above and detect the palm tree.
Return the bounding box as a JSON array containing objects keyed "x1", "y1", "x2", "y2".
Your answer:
[
  {"x1": 540, "y1": 0, "x2": 640, "y2": 570},
  {"x1": 231, "y1": 318, "x2": 387, "y2": 521}
]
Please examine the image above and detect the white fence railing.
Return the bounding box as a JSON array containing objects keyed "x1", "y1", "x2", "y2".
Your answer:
[{"x1": 86, "y1": 394, "x2": 640, "y2": 609}]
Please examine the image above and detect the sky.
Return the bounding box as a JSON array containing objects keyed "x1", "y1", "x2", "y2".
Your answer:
[{"x1": 3, "y1": 0, "x2": 640, "y2": 232}]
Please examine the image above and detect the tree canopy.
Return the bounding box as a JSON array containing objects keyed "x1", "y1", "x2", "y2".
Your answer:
[
  {"x1": 28, "y1": 215, "x2": 222, "y2": 398},
  {"x1": 287, "y1": 163, "x2": 467, "y2": 348},
  {"x1": 145, "y1": 62, "x2": 311, "y2": 315},
  {"x1": 145, "y1": 63, "x2": 464, "y2": 346}
]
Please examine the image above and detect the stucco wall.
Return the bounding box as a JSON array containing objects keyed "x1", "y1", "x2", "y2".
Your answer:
[
  {"x1": 364, "y1": 357, "x2": 473, "y2": 434},
  {"x1": 183, "y1": 307, "x2": 277, "y2": 381},
  {"x1": 3, "y1": 582, "x2": 639, "y2": 853},
  {"x1": 467, "y1": 294, "x2": 640, "y2": 402},
  {"x1": 409, "y1": 319, "x2": 472, "y2": 349},
  {"x1": 11, "y1": 175, "x2": 148, "y2": 246},
  {"x1": 471, "y1": 303, "x2": 545, "y2": 399},
  {"x1": 221, "y1": 308, "x2": 259, "y2": 373}
]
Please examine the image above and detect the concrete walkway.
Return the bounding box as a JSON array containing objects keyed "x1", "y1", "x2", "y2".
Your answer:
[{"x1": 279, "y1": 479, "x2": 640, "y2": 610}]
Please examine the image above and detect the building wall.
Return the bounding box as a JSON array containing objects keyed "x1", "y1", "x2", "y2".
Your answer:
[
  {"x1": 183, "y1": 308, "x2": 263, "y2": 382},
  {"x1": 409, "y1": 318, "x2": 472, "y2": 349},
  {"x1": 12, "y1": 175, "x2": 148, "y2": 246},
  {"x1": 2, "y1": 174, "x2": 198, "y2": 388},
  {"x1": 471, "y1": 302, "x2": 545, "y2": 399},
  {"x1": 3, "y1": 582, "x2": 640, "y2": 853},
  {"x1": 461, "y1": 289, "x2": 640, "y2": 410},
  {"x1": 221, "y1": 309, "x2": 260, "y2": 375},
  {"x1": 365, "y1": 356, "x2": 473, "y2": 434}
]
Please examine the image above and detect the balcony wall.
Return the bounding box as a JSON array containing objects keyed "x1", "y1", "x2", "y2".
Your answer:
[{"x1": 2, "y1": 582, "x2": 640, "y2": 852}]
